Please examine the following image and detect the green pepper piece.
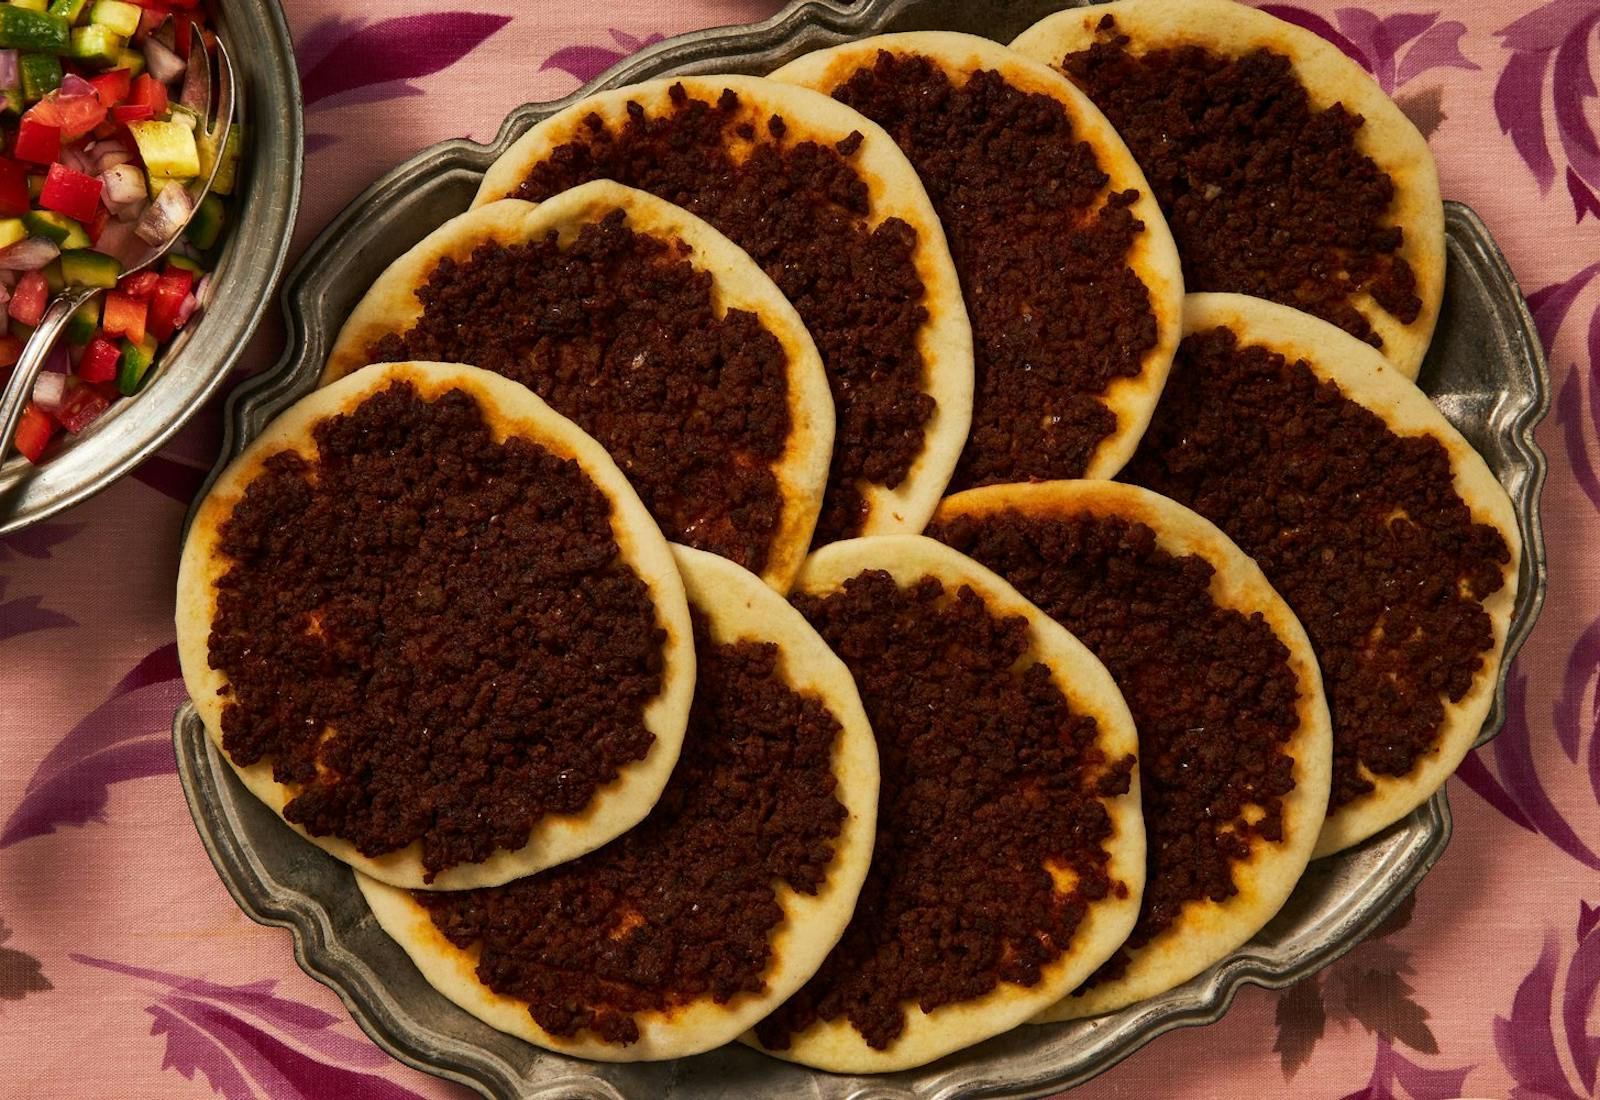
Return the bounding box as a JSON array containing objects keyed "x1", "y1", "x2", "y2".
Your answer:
[{"x1": 116, "y1": 331, "x2": 157, "y2": 395}]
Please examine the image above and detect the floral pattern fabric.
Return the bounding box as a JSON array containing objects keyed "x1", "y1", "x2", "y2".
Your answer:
[{"x1": 0, "y1": 1, "x2": 1596, "y2": 1096}]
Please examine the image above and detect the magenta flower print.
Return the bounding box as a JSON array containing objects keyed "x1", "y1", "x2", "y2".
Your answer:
[
  {"x1": 297, "y1": 13, "x2": 514, "y2": 154},
  {"x1": 1495, "y1": 0, "x2": 1600, "y2": 221},
  {"x1": 74, "y1": 955, "x2": 432, "y2": 1100},
  {"x1": 542, "y1": 28, "x2": 667, "y2": 86},
  {"x1": 1494, "y1": 904, "x2": 1600, "y2": 1099},
  {"x1": 1, "y1": 644, "x2": 185, "y2": 848},
  {"x1": 1259, "y1": 6, "x2": 1478, "y2": 96}
]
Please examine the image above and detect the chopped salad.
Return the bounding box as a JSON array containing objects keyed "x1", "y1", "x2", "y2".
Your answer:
[{"x1": 0, "y1": 0, "x2": 240, "y2": 464}]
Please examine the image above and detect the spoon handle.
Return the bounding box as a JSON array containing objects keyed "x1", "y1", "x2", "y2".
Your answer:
[{"x1": 0, "y1": 283, "x2": 102, "y2": 462}]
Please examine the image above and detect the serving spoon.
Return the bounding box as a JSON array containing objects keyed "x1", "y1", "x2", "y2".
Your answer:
[{"x1": 0, "y1": 30, "x2": 235, "y2": 465}]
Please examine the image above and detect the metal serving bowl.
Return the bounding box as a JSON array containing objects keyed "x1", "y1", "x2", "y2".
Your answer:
[
  {"x1": 173, "y1": 1, "x2": 1548, "y2": 1096},
  {"x1": 0, "y1": 0, "x2": 301, "y2": 535}
]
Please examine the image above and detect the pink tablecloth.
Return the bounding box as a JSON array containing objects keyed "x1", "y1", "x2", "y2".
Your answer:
[{"x1": 3, "y1": 2, "x2": 1597, "y2": 1097}]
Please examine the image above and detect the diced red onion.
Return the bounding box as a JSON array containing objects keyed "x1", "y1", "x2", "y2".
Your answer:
[
  {"x1": 90, "y1": 138, "x2": 134, "y2": 172},
  {"x1": 0, "y1": 283, "x2": 12, "y2": 308},
  {"x1": 0, "y1": 269, "x2": 16, "y2": 291},
  {"x1": 94, "y1": 219, "x2": 141, "y2": 264},
  {"x1": 136, "y1": 181, "x2": 194, "y2": 245},
  {"x1": 175, "y1": 292, "x2": 198, "y2": 329},
  {"x1": 0, "y1": 51, "x2": 18, "y2": 91},
  {"x1": 100, "y1": 163, "x2": 146, "y2": 206},
  {"x1": 143, "y1": 38, "x2": 186, "y2": 87},
  {"x1": 59, "y1": 144, "x2": 95, "y2": 177},
  {"x1": 59, "y1": 73, "x2": 97, "y2": 101},
  {"x1": 194, "y1": 273, "x2": 212, "y2": 303},
  {"x1": 0, "y1": 237, "x2": 61, "y2": 271},
  {"x1": 44, "y1": 340, "x2": 68, "y2": 375},
  {"x1": 32, "y1": 372, "x2": 65, "y2": 412}
]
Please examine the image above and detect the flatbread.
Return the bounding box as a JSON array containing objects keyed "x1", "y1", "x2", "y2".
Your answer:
[
  {"x1": 772, "y1": 31, "x2": 1183, "y2": 487},
  {"x1": 175, "y1": 361, "x2": 696, "y2": 890},
  {"x1": 473, "y1": 76, "x2": 972, "y2": 543},
  {"x1": 1128, "y1": 294, "x2": 1519, "y2": 856},
  {"x1": 1012, "y1": 0, "x2": 1444, "y2": 380},
  {"x1": 323, "y1": 180, "x2": 832, "y2": 593},
  {"x1": 358, "y1": 544, "x2": 879, "y2": 1061},
  {"x1": 931, "y1": 481, "x2": 1331, "y2": 1017},
  {"x1": 747, "y1": 535, "x2": 1145, "y2": 1072}
]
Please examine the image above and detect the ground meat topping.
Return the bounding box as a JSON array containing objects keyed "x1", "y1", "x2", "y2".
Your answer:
[
  {"x1": 207, "y1": 381, "x2": 665, "y2": 881},
  {"x1": 366, "y1": 211, "x2": 790, "y2": 575},
  {"x1": 1059, "y1": 17, "x2": 1422, "y2": 348},
  {"x1": 929, "y1": 508, "x2": 1299, "y2": 987},
  {"x1": 1124, "y1": 327, "x2": 1510, "y2": 809},
  {"x1": 416, "y1": 613, "x2": 847, "y2": 1045},
  {"x1": 507, "y1": 83, "x2": 934, "y2": 544},
  {"x1": 829, "y1": 51, "x2": 1159, "y2": 491},
  {"x1": 757, "y1": 571, "x2": 1134, "y2": 1051}
]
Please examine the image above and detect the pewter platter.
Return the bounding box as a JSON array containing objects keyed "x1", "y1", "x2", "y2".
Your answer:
[
  {"x1": 0, "y1": 0, "x2": 302, "y2": 535},
  {"x1": 173, "y1": 0, "x2": 1550, "y2": 1096}
]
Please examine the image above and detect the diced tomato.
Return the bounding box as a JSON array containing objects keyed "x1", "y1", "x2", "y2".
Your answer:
[
  {"x1": 121, "y1": 271, "x2": 160, "y2": 300},
  {"x1": 9, "y1": 272, "x2": 48, "y2": 328},
  {"x1": 13, "y1": 118, "x2": 61, "y2": 165},
  {"x1": 86, "y1": 205, "x2": 109, "y2": 245},
  {"x1": 110, "y1": 104, "x2": 153, "y2": 125},
  {"x1": 101, "y1": 292, "x2": 147, "y2": 344},
  {"x1": 58, "y1": 100, "x2": 107, "y2": 142},
  {"x1": 78, "y1": 336, "x2": 123, "y2": 383},
  {"x1": 40, "y1": 163, "x2": 104, "y2": 224},
  {"x1": 148, "y1": 268, "x2": 194, "y2": 341},
  {"x1": 90, "y1": 70, "x2": 133, "y2": 109},
  {"x1": 56, "y1": 382, "x2": 113, "y2": 434},
  {"x1": 128, "y1": 74, "x2": 168, "y2": 119},
  {"x1": 14, "y1": 401, "x2": 56, "y2": 463},
  {"x1": 137, "y1": 8, "x2": 165, "y2": 34},
  {"x1": 0, "y1": 334, "x2": 23, "y2": 368},
  {"x1": 0, "y1": 158, "x2": 30, "y2": 218}
]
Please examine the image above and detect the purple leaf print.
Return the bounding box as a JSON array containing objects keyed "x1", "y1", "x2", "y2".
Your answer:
[
  {"x1": 1496, "y1": 0, "x2": 1600, "y2": 219},
  {"x1": 298, "y1": 13, "x2": 512, "y2": 153},
  {"x1": 0, "y1": 920, "x2": 52, "y2": 1004},
  {"x1": 1257, "y1": 5, "x2": 1476, "y2": 94},
  {"x1": 1534, "y1": 263, "x2": 1600, "y2": 509},
  {"x1": 0, "y1": 575, "x2": 77, "y2": 642},
  {"x1": 1334, "y1": 1038, "x2": 1474, "y2": 1100},
  {"x1": 1460, "y1": 663, "x2": 1600, "y2": 869},
  {"x1": 1494, "y1": 910, "x2": 1600, "y2": 1100},
  {"x1": 542, "y1": 27, "x2": 667, "y2": 85},
  {"x1": 0, "y1": 522, "x2": 81, "y2": 641},
  {"x1": 130, "y1": 453, "x2": 210, "y2": 505},
  {"x1": 0, "y1": 521, "x2": 80, "y2": 563},
  {"x1": 0, "y1": 646, "x2": 187, "y2": 848},
  {"x1": 75, "y1": 955, "x2": 427, "y2": 1100}
]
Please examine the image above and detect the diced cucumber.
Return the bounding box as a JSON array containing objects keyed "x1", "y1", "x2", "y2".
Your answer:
[
  {"x1": 116, "y1": 331, "x2": 157, "y2": 394},
  {"x1": 0, "y1": 7, "x2": 69, "y2": 52},
  {"x1": 48, "y1": 0, "x2": 90, "y2": 23},
  {"x1": 43, "y1": 258, "x2": 63, "y2": 293},
  {"x1": 11, "y1": 0, "x2": 49, "y2": 15},
  {"x1": 165, "y1": 253, "x2": 204, "y2": 276},
  {"x1": 0, "y1": 218, "x2": 27, "y2": 250},
  {"x1": 67, "y1": 23, "x2": 120, "y2": 64},
  {"x1": 26, "y1": 174, "x2": 44, "y2": 200},
  {"x1": 23, "y1": 210, "x2": 90, "y2": 248},
  {"x1": 205, "y1": 124, "x2": 242, "y2": 196},
  {"x1": 65, "y1": 297, "x2": 100, "y2": 344},
  {"x1": 128, "y1": 120, "x2": 199, "y2": 178},
  {"x1": 168, "y1": 104, "x2": 200, "y2": 132},
  {"x1": 112, "y1": 44, "x2": 142, "y2": 77},
  {"x1": 59, "y1": 248, "x2": 120, "y2": 287},
  {"x1": 87, "y1": 0, "x2": 138, "y2": 37},
  {"x1": 0, "y1": 88, "x2": 21, "y2": 117},
  {"x1": 19, "y1": 52, "x2": 62, "y2": 101},
  {"x1": 185, "y1": 194, "x2": 224, "y2": 250}
]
